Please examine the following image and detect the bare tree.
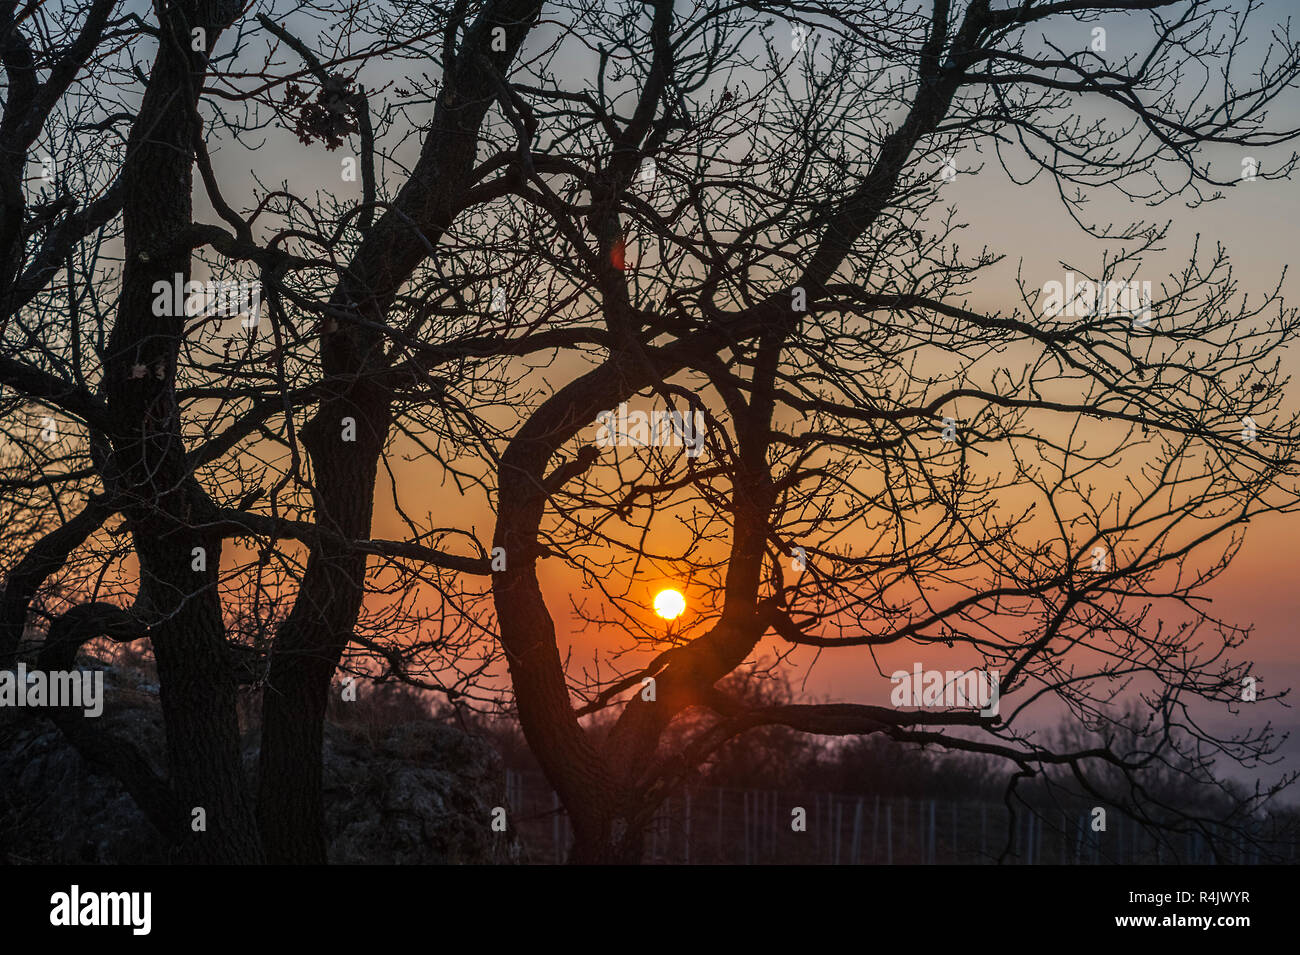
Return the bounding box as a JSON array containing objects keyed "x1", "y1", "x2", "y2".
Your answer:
[
  {"x1": 0, "y1": 0, "x2": 269, "y2": 863},
  {"x1": 473, "y1": 0, "x2": 1300, "y2": 861},
  {"x1": 4, "y1": 0, "x2": 1299, "y2": 868},
  {"x1": 0, "y1": 0, "x2": 554, "y2": 861}
]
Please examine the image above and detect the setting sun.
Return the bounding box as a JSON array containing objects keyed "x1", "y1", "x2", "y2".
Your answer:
[{"x1": 653, "y1": 588, "x2": 686, "y2": 620}]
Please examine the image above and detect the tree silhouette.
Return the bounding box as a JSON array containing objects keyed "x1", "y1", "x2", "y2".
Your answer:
[
  {"x1": 1, "y1": 0, "x2": 553, "y2": 862},
  {"x1": 2, "y1": 0, "x2": 1298, "y2": 866},
  {"x1": 480, "y1": 0, "x2": 1300, "y2": 861}
]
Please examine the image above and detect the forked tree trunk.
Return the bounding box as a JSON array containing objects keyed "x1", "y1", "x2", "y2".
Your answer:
[{"x1": 255, "y1": 0, "x2": 546, "y2": 863}]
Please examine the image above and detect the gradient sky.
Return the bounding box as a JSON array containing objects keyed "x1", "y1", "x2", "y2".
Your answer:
[{"x1": 187, "y1": 0, "x2": 1300, "y2": 792}]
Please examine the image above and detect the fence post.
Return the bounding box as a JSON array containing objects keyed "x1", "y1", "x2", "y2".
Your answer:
[
  {"x1": 902, "y1": 798, "x2": 909, "y2": 862},
  {"x1": 812, "y1": 793, "x2": 819, "y2": 862},
  {"x1": 827, "y1": 794, "x2": 835, "y2": 864},
  {"x1": 651, "y1": 800, "x2": 660, "y2": 863},
  {"x1": 851, "y1": 798, "x2": 863, "y2": 864},
  {"x1": 763, "y1": 791, "x2": 769, "y2": 859},
  {"x1": 684, "y1": 790, "x2": 692, "y2": 865},
  {"x1": 772, "y1": 791, "x2": 779, "y2": 858},
  {"x1": 929, "y1": 800, "x2": 936, "y2": 864},
  {"x1": 872, "y1": 795, "x2": 880, "y2": 863},
  {"x1": 742, "y1": 790, "x2": 749, "y2": 865},
  {"x1": 920, "y1": 795, "x2": 930, "y2": 862},
  {"x1": 765, "y1": 790, "x2": 771, "y2": 859},
  {"x1": 886, "y1": 802, "x2": 893, "y2": 864},
  {"x1": 815, "y1": 793, "x2": 822, "y2": 862},
  {"x1": 718, "y1": 788, "x2": 724, "y2": 863},
  {"x1": 765, "y1": 790, "x2": 772, "y2": 861},
  {"x1": 552, "y1": 791, "x2": 561, "y2": 864},
  {"x1": 835, "y1": 800, "x2": 844, "y2": 865},
  {"x1": 766, "y1": 790, "x2": 773, "y2": 860}
]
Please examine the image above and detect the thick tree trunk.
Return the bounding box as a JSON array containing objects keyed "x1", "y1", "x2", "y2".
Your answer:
[
  {"x1": 255, "y1": 0, "x2": 546, "y2": 862},
  {"x1": 569, "y1": 823, "x2": 645, "y2": 865},
  {"x1": 494, "y1": 403, "x2": 627, "y2": 861},
  {"x1": 256, "y1": 385, "x2": 388, "y2": 863},
  {"x1": 102, "y1": 0, "x2": 260, "y2": 863}
]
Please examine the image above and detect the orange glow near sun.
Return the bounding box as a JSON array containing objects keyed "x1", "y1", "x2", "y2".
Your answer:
[{"x1": 653, "y1": 588, "x2": 686, "y2": 620}]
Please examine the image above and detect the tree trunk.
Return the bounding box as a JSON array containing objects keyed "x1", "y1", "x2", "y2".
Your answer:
[
  {"x1": 255, "y1": 0, "x2": 546, "y2": 862},
  {"x1": 256, "y1": 386, "x2": 387, "y2": 863},
  {"x1": 103, "y1": 0, "x2": 260, "y2": 863}
]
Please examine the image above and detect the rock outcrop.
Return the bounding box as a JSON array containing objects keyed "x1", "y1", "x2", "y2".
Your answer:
[{"x1": 0, "y1": 662, "x2": 521, "y2": 864}]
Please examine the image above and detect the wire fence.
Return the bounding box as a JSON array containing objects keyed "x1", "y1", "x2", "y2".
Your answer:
[{"x1": 504, "y1": 769, "x2": 1294, "y2": 865}]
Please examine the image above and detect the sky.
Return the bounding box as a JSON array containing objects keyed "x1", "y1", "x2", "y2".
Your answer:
[{"x1": 184, "y1": 0, "x2": 1300, "y2": 793}]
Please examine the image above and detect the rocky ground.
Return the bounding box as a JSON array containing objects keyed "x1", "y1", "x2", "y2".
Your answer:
[{"x1": 0, "y1": 661, "x2": 521, "y2": 864}]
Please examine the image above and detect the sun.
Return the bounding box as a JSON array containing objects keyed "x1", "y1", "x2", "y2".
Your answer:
[{"x1": 653, "y1": 588, "x2": 686, "y2": 621}]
